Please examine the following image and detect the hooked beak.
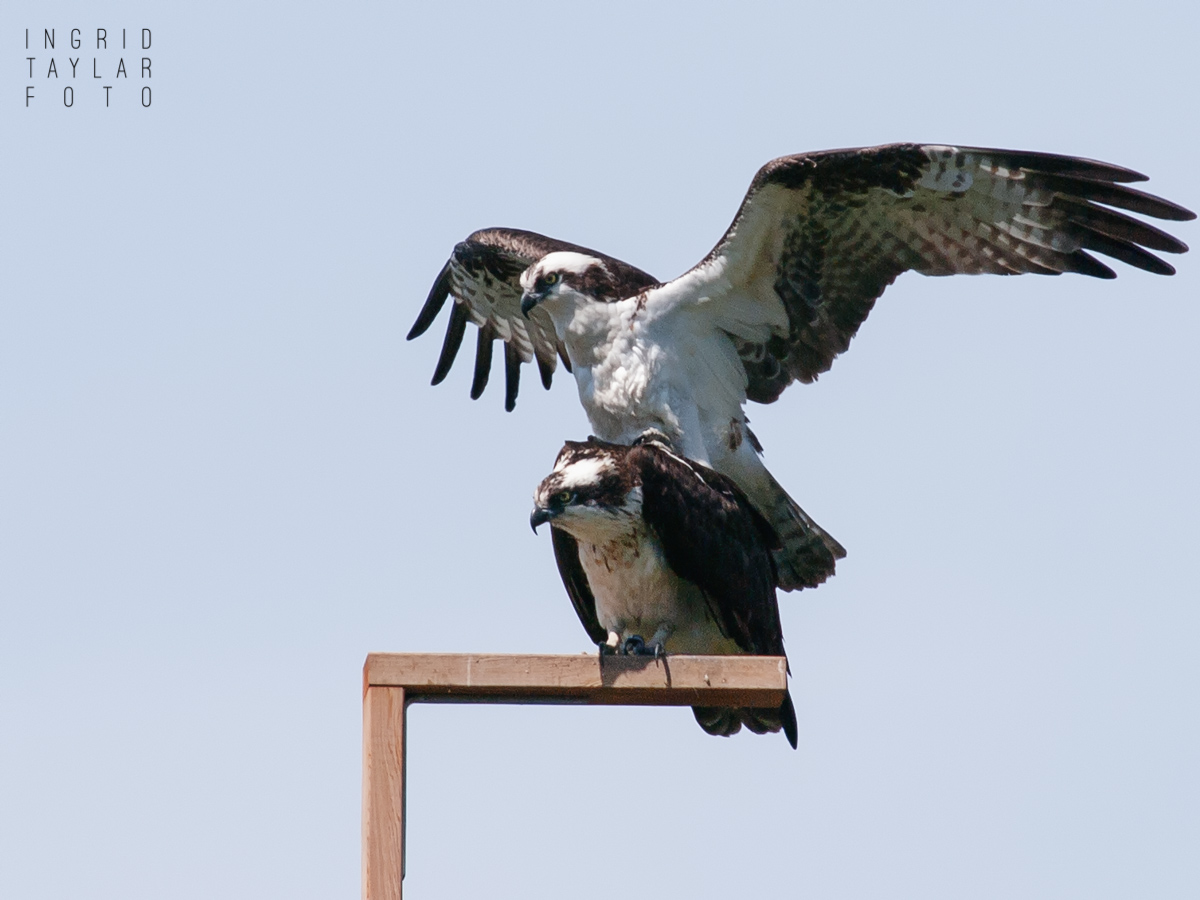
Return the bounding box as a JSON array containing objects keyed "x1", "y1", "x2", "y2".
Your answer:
[
  {"x1": 529, "y1": 505, "x2": 556, "y2": 533},
  {"x1": 520, "y1": 290, "x2": 542, "y2": 318}
]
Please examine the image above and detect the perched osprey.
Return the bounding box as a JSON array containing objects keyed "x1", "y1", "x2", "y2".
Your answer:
[
  {"x1": 411, "y1": 143, "x2": 1194, "y2": 590},
  {"x1": 530, "y1": 436, "x2": 797, "y2": 748}
]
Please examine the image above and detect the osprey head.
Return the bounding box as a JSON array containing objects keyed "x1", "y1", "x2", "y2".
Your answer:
[
  {"x1": 530, "y1": 441, "x2": 641, "y2": 538},
  {"x1": 520, "y1": 252, "x2": 621, "y2": 317}
]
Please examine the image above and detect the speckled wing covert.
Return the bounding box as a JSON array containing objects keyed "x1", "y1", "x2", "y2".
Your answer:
[
  {"x1": 687, "y1": 144, "x2": 1195, "y2": 403},
  {"x1": 407, "y1": 228, "x2": 659, "y2": 410}
]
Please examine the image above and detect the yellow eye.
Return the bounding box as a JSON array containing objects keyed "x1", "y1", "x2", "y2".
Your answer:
[
  {"x1": 544, "y1": 272, "x2": 559, "y2": 286},
  {"x1": 557, "y1": 490, "x2": 573, "y2": 503}
]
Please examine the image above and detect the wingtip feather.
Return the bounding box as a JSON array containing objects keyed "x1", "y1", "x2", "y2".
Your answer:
[
  {"x1": 536, "y1": 354, "x2": 555, "y2": 390},
  {"x1": 504, "y1": 343, "x2": 521, "y2": 412},
  {"x1": 469, "y1": 326, "x2": 495, "y2": 400},
  {"x1": 430, "y1": 302, "x2": 469, "y2": 385},
  {"x1": 408, "y1": 260, "x2": 453, "y2": 341}
]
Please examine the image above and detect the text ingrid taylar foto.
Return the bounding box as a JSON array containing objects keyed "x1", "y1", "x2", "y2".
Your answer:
[{"x1": 24, "y1": 27, "x2": 153, "y2": 109}]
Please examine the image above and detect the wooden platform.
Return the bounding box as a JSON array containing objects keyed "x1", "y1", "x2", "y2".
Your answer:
[{"x1": 361, "y1": 652, "x2": 788, "y2": 899}]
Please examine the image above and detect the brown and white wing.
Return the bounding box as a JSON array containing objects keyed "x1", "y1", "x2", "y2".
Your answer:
[
  {"x1": 632, "y1": 443, "x2": 784, "y2": 657},
  {"x1": 408, "y1": 228, "x2": 658, "y2": 411},
  {"x1": 632, "y1": 442, "x2": 798, "y2": 748},
  {"x1": 671, "y1": 144, "x2": 1195, "y2": 403},
  {"x1": 550, "y1": 526, "x2": 606, "y2": 646}
]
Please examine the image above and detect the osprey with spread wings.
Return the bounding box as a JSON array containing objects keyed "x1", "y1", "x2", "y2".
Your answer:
[{"x1": 409, "y1": 143, "x2": 1194, "y2": 590}]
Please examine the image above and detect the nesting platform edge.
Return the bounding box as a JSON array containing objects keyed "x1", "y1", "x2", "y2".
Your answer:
[
  {"x1": 363, "y1": 651, "x2": 788, "y2": 707},
  {"x1": 362, "y1": 652, "x2": 789, "y2": 900}
]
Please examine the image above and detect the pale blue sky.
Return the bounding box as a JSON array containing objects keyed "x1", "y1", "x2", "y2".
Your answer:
[{"x1": 2, "y1": 2, "x2": 1197, "y2": 898}]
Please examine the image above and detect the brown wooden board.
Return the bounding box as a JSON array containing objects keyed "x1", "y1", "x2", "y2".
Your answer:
[
  {"x1": 361, "y1": 653, "x2": 791, "y2": 898},
  {"x1": 364, "y1": 652, "x2": 788, "y2": 707}
]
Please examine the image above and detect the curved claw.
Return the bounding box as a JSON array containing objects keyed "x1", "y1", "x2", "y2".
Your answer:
[{"x1": 622, "y1": 636, "x2": 665, "y2": 657}]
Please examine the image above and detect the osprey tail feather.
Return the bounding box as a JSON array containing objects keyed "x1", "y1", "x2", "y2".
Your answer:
[
  {"x1": 732, "y1": 459, "x2": 845, "y2": 591},
  {"x1": 708, "y1": 432, "x2": 843, "y2": 590},
  {"x1": 693, "y1": 689, "x2": 798, "y2": 749}
]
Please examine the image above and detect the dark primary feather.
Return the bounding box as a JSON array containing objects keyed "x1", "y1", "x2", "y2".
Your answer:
[
  {"x1": 503, "y1": 343, "x2": 521, "y2": 413},
  {"x1": 431, "y1": 302, "x2": 468, "y2": 386},
  {"x1": 536, "y1": 355, "x2": 554, "y2": 390},
  {"x1": 408, "y1": 260, "x2": 452, "y2": 340},
  {"x1": 469, "y1": 325, "x2": 494, "y2": 400},
  {"x1": 410, "y1": 228, "x2": 658, "y2": 410}
]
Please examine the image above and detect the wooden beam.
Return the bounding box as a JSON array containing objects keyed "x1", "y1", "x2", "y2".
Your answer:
[
  {"x1": 361, "y1": 653, "x2": 789, "y2": 898},
  {"x1": 362, "y1": 685, "x2": 405, "y2": 900},
  {"x1": 365, "y1": 652, "x2": 787, "y2": 707}
]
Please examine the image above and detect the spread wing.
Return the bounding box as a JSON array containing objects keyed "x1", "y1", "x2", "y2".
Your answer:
[
  {"x1": 632, "y1": 443, "x2": 785, "y2": 657},
  {"x1": 550, "y1": 526, "x2": 606, "y2": 645},
  {"x1": 670, "y1": 144, "x2": 1195, "y2": 403},
  {"x1": 408, "y1": 228, "x2": 658, "y2": 410}
]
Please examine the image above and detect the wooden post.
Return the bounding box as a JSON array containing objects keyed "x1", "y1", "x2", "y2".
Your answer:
[
  {"x1": 360, "y1": 653, "x2": 787, "y2": 897},
  {"x1": 362, "y1": 685, "x2": 405, "y2": 900}
]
